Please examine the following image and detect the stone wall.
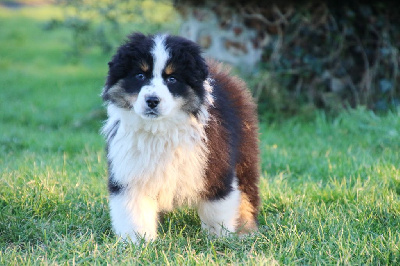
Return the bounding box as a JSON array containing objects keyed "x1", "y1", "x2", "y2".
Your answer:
[{"x1": 177, "y1": 4, "x2": 270, "y2": 72}]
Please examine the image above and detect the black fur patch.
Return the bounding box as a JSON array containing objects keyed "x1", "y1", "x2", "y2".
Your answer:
[{"x1": 211, "y1": 79, "x2": 242, "y2": 167}]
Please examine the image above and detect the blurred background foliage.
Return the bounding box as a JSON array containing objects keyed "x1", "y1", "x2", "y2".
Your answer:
[
  {"x1": 43, "y1": 0, "x2": 399, "y2": 116},
  {"x1": 46, "y1": 0, "x2": 179, "y2": 57}
]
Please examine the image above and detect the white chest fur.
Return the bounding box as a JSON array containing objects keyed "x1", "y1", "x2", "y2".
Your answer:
[{"x1": 103, "y1": 104, "x2": 209, "y2": 211}]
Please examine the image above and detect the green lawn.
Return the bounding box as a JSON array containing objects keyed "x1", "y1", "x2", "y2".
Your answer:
[{"x1": 1, "y1": 5, "x2": 399, "y2": 265}]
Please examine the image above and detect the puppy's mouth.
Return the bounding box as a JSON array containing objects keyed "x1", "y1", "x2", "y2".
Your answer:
[{"x1": 143, "y1": 109, "x2": 160, "y2": 119}]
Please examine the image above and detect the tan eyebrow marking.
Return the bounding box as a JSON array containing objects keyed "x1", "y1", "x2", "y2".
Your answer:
[
  {"x1": 140, "y1": 61, "x2": 149, "y2": 72},
  {"x1": 165, "y1": 63, "x2": 175, "y2": 75}
]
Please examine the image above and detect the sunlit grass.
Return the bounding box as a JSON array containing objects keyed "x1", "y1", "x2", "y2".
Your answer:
[{"x1": 0, "y1": 4, "x2": 399, "y2": 264}]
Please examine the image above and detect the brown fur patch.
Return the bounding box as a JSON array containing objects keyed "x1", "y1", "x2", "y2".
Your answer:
[{"x1": 165, "y1": 64, "x2": 175, "y2": 75}]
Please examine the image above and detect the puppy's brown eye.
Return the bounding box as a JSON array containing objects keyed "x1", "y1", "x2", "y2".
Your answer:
[
  {"x1": 136, "y1": 73, "x2": 146, "y2": 80},
  {"x1": 166, "y1": 76, "x2": 176, "y2": 84}
]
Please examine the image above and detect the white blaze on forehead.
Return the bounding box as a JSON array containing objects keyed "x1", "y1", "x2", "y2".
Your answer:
[
  {"x1": 133, "y1": 34, "x2": 178, "y2": 118},
  {"x1": 151, "y1": 35, "x2": 169, "y2": 78}
]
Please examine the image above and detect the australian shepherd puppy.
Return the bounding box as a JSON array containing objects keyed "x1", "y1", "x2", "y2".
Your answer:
[{"x1": 101, "y1": 33, "x2": 260, "y2": 243}]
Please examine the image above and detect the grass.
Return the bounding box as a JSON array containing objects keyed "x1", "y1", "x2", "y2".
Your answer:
[{"x1": 1, "y1": 4, "x2": 399, "y2": 265}]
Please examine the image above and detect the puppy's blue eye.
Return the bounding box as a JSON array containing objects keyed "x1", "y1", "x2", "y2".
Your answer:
[
  {"x1": 136, "y1": 73, "x2": 146, "y2": 80},
  {"x1": 166, "y1": 76, "x2": 176, "y2": 84}
]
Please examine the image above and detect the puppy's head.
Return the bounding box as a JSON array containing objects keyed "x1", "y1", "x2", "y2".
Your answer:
[{"x1": 102, "y1": 33, "x2": 209, "y2": 120}]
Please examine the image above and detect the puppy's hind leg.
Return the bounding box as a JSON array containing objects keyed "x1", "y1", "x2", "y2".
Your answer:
[{"x1": 197, "y1": 184, "x2": 241, "y2": 236}]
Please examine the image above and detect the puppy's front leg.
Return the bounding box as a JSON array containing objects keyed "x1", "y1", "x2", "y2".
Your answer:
[{"x1": 109, "y1": 193, "x2": 158, "y2": 243}]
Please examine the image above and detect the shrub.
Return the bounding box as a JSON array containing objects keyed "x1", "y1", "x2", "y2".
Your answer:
[{"x1": 250, "y1": 2, "x2": 400, "y2": 113}]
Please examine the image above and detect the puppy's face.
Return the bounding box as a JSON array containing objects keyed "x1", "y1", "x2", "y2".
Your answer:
[{"x1": 102, "y1": 33, "x2": 209, "y2": 120}]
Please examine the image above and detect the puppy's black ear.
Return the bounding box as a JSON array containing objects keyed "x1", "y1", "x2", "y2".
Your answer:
[
  {"x1": 188, "y1": 40, "x2": 208, "y2": 82},
  {"x1": 197, "y1": 56, "x2": 209, "y2": 82},
  {"x1": 127, "y1": 32, "x2": 148, "y2": 43},
  {"x1": 102, "y1": 61, "x2": 114, "y2": 101}
]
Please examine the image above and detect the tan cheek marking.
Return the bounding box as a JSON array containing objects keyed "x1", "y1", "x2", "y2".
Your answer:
[
  {"x1": 107, "y1": 82, "x2": 123, "y2": 96},
  {"x1": 165, "y1": 64, "x2": 175, "y2": 75},
  {"x1": 107, "y1": 82, "x2": 138, "y2": 108},
  {"x1": 127, "y1": 94, "x2": 138, "y2": 103}
]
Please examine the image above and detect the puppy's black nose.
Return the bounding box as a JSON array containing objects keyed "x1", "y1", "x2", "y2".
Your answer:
[{"x1": 145, "y1": 96, "x2": 160, "y2": 109}]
